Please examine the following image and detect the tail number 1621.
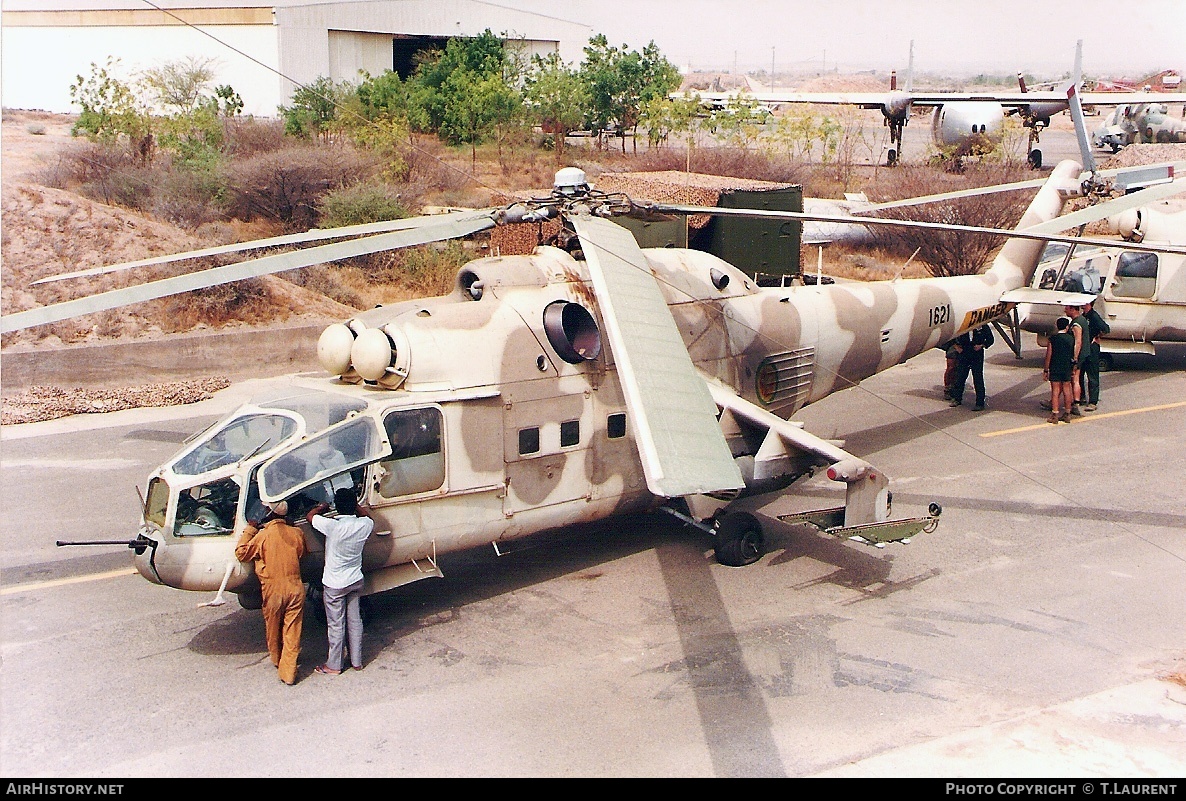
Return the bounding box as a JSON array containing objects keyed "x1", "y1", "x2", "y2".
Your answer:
[{"x1": 928, "y1": 304, "x2": 951, "y2": 327}]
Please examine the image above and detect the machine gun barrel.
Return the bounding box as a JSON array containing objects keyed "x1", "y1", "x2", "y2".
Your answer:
[{"x1": 57, "y1": 537, "x2": 150, "y2": 554}]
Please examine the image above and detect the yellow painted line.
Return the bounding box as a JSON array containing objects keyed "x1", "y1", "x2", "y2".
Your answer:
[
  {"x1": 981, "y1": 400, "x2": 1186, "y2": 438},
  {"x1": 0, "y1": 567, "x2": 138, "y2": 596}
]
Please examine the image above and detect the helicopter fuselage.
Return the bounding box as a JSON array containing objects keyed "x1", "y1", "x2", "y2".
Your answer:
[
  {"x1": 132, "y1": 160, "x2": 1078, "y2": 602},
  {"x1": 1018, "y1": 201, "x2": 1186, "y2": 356}
]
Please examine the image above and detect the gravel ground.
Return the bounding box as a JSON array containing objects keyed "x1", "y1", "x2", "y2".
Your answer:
[{"x1": 0, "y1": 377, "x2": 231, "y2": 425}]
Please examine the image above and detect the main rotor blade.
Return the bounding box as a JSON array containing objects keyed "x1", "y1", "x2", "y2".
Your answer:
[
  {"x1": 571, "y1": 215, "x2": 743, "y2": 498},
  {"x1": 648, "y1": 203, "x2": 1186, "y2": 256},
  {"x1": 31, "y1": 209, "x2": 487, "y2": 286},
  {"x1": 846, "y1": 162, "x2": 1185, "y2": 214},
  {"x1": 861, "y1": 178, "x2": 1047, "y2": 212},
  {"x1": 1065, "y1": 83, "x2": 1098, "y2": 175},
  {"x1": 1023, "y1": 178, "x2": 1186, "y2": 235},
  {"x1": 2, "y1": 215, "x2": 495, "y2": 334}
]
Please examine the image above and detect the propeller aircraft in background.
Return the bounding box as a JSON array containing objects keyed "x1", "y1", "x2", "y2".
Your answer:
[
  {"x1": 11, "y1": 146, "x2": 1185, "y2": 615},
  {"x1": 683, "y1": 41, "x2": 1186, "y2": 168}
]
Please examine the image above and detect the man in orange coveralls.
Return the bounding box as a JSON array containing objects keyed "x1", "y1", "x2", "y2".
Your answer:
[{"x1": 235, "y1": 500, "x2": 308, "y2": 685}]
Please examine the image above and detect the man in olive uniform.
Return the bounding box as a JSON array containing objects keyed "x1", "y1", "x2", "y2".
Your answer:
[
  {"x1": 235, "y1": 501, "x2": 308, "y2": 685},
  {"x1": 1065, "y1": 305, "x2": 1090, "y2": 416},
  {"x1": 1079, "y1": 300, "x2": 1111, "y2": 411}
]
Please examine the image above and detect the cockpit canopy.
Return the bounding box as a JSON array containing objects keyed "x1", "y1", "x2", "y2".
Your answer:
[{"x1": 167, "y1": 390, "x2": 368, "y2": 478}]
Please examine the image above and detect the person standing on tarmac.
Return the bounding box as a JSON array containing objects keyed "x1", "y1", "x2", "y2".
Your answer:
[
  {"x1": 947, "y1": 325, "x2": 995, "y2": 411},
  {"x1": 1065, "y1": 304, "x2": 1090, "y2": 416},
  {"x1": 941, "y1": 338, "x2": 960, "y2": 400},
  {"x1": 235, "y1": 501, "x2": 308, "y2": 685},
  {"x1": 1079, "y1": 300, "x2": 1111, "y2": 412},
  {"x1": 308, "y1": 488, "x2": 374, "y2": 676},
  {"x1": 1043, "y1": 316, "x2": 1077, "y2": 424}
]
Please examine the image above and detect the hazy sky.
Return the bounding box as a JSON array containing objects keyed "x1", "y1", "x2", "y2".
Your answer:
[{"x1": 500, "y1": 0, "x2": 1186, "y2": 79}]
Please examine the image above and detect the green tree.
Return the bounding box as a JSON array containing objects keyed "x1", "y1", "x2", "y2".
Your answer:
[
  {"x1": 638, "y1": 94, "x2": 702, "y2": 150},
  {"x1": 279, "y1": 76, "x2": 352, "y2": 140},
  {"x1": 706, "y1": 96, "x2": 771, "y2": 151},
  {"x1": 142, "y1": 57, "x2": 241, "y2": 171},
  {"x1": 142, "y1": 55, "x2": 217, "y2": 113},
  {"x1": 524, "y1": 52, "x2": 589, "y2": 162},
  {"x1": 441, "y1": 70, "x2": 521, "y2": 169},
  {"x1": 214, "y1": 85, "x2": 244, "y2": 117},
  {"x1": 406, "y1": 29, "x2": 508, "y2": 134},
  {"x1": 356, "y1": 70, "x2": 408, "y2": 122},
  {"x1": 578, "y1": 35, "x2": 680, "y2": 151},
  {"x1": 68, "y1": 57, "x2": 154, "y2": 163}
]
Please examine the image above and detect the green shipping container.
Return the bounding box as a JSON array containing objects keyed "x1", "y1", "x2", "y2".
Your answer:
[
  {"x1": 696, "y1": 186, "x2": 803, "y2": 278},
  {"x1": 614, "y1": 185, "x2": 803, "y2": 279}
]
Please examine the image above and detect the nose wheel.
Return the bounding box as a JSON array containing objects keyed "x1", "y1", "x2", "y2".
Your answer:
[
  {"x1": 886, "y1": 118, "x2": 906, "y2": 166},
  {"x1": 1026, "y1": 126, "x2": 1044, "y2": 169}
]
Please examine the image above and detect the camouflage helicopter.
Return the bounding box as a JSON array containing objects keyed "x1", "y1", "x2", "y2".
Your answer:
[
  {"x1": 999, "y1": 85, "x2": 1186, "y2": 369},
  {"x1": 1091, "y1": 101, "x2": 1186, "y2": 152},
  {"x1": 7, "y1": 152, "x2": 1183, "y2": 613}
]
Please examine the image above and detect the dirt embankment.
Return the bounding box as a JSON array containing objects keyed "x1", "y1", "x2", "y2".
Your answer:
[{"x1": 0, "y1": 111, "x2": 361, "y2": 423}]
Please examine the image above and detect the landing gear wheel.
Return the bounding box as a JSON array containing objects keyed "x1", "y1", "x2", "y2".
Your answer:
[
  {"x1": 713, "y1": 511, "x2": 765, "y2": 567},
  {"x1": 1098, "y1": 352, "x2": 1114, "y2": 372},
  {"x1": 886, "y1": 148, "x2": 898, "y2": 167},
  {"x1": 1027, "y1": 149, "x2": 1043, "y2": 169},
  {"x1": 238, "y1": 590, "x2": 262, "y2": 611}
]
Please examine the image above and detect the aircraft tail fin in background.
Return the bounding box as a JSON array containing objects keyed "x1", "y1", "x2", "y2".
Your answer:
[{"x1": 905, "y1": 40, "x2": 914, "y2": 93}]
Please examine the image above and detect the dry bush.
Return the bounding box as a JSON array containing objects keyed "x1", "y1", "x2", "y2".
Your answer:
[
  {"x1": 283, "y1": 265, "x2": 366, "y2": 309},
  {"x1": 223, "y1": 144, "x2": 378, "y2": 230},
  {"x1": 35, "y1": 142, "x2": 155, "y2": 206},
  {"x1": 160, "y1": 278, "x2": 273, "y2": 332},
  {"x1": 289, "y1": 240, "x2": 474, "y2": 307},
  {"x1": 222, "y1": 117, "x2": 288, "y2": 158},
  {"x1": 406, "y1": 137, "x2": 477, "y2": 192},
  {"x1": 864, "y1": 163, "x2": 1034, "y2": 277},
  {"x1": 148, "y1": 164, "x2": 228, "y2": 228},
  {"x1": 811, "y1": 243, "x2": 933, "y2": 281},
  {"x1": 600, "y1": 146, "x2": 807, "y2": 186}
]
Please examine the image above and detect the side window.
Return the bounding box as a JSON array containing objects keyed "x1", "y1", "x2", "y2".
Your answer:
[
  {"x1": 1112, "y1": 252, "x2": 1158, "y2": 299},
  {"x1": 518, "y1": 427, "x2": 540, "y2": 455},
  {"x1": 144, "y1": 477, "x2": 170, "y2": 527},
  {"x1": 377, "y1": 407, "x2": 445, "y2": 499},
  {"x1": 560, "y1": 420, "x2": 580, "y2": 448},
  {"x1": 607, "y1": 413, "x2": 627, "y2": 439},
  {"x1": 175, "y1": 477, "x2": 240, "y2": 537}
]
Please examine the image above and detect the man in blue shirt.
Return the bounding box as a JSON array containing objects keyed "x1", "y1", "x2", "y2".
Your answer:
[{"x1": 307, "y1": 488, "x2": 374, "y2": 675}]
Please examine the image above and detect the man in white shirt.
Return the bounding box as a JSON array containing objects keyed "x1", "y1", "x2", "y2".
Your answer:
[{"x1": 307, "y1": 487, "x2": 374, "y2": 675}]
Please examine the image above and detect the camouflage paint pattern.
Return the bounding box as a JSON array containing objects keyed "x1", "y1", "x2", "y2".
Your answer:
[{"x1": 134, "y1": 161, "x2": 1084, "y2": 599}]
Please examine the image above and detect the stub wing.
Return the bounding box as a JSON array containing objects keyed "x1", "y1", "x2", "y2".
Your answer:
[
  {"x1": 571, "y1": 215, "x2": 744, "y2": 498},
  {"x1": 999, "y1": 287, "x2": 1097, "y2": 306}
]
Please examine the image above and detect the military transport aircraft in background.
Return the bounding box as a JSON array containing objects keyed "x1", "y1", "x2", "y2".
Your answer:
[
  {"x1": 9, "y1": 139, "x2": 1183, "y2": 616},
  {"x1": 683, "y1": 41, "x2": 1186, "y2": 168}
]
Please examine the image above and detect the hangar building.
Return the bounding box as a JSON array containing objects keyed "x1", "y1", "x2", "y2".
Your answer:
[{"x1": 1, "y1": 0, "x2": 592, "y2": 116}]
